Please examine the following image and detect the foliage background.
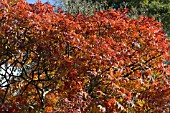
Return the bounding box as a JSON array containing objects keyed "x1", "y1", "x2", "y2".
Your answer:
[
  {"x1": 0, "y1": 0, "x2": 170, "y2": 112},
  {"x1": 56, "y1": 0, "x2": 170, "y2": 38}
]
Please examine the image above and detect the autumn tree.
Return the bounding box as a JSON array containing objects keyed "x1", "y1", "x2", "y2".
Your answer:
[
  {"x1": 59, "y1": 0, "x2": 170, "y2": 37},
  {"x1": 0, "y1": 0, "x2": 170, "y2": 112}
]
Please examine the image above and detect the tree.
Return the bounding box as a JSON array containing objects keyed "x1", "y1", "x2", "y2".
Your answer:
[
  {"x1": 0, "y1": 0, "x2": 170, "y2": 112},
  {"x1": 105, "y1": 0, "x2": 170, "y2": 37},
  {"x1": 54, "y1": 0, "x2": 108, "y2": 15},
  {"x1": 59, "y1": 0, "x2": 170, "y2": 37},
  {"x1": 125, "y1": 0, "x2": 170, "y2": 37}
]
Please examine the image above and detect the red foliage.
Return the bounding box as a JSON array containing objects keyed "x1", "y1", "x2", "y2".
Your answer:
[{"x1": 0, "y1": 0, "x2": 170, "y2": 112}]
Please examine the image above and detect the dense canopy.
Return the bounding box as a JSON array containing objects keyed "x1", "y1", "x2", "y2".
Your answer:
[
  {"x1": 60, "y1": 0, "x2": 170, "y2": 37},
  {"x1": 0, "y1": 0, "x2": 170, "y2": 112}
]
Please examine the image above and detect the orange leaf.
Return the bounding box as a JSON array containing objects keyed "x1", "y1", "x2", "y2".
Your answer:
[
  {"x1": 45, "y1": 106, "x2": 53, "y2": 112},
  {"x1": 107, "y1": 97, "x2": 115, "y2": 107}
]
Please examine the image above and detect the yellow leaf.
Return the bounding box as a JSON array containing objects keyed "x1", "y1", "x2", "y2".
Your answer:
[{"x1": 137, "y1": 100, "x2": 145, "y2": 107}]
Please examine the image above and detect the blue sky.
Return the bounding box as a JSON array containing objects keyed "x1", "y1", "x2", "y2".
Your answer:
[
  {"x1": 26, "y1": 0, "x2": 62, "y2": 8},
  {"x1": 26, "y1": 0, "x2": 54, "y2": 4}
]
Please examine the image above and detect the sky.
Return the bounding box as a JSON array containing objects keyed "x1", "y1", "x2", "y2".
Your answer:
[
  {"x1": 26, "y1": 0, "x2": 63, "y2": 8},
  {"x1": 26, "y1": 0, "x2": 55, "y2": 4}
]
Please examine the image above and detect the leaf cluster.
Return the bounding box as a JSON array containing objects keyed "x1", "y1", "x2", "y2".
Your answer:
[
  {"x1": 59, "y1": 0, "x2": 170, "y2": 36},
  {"x1": 0, "y1": 0, "x2": 170, "y2": 112}
]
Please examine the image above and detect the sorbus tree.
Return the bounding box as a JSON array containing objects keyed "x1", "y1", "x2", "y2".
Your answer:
[{"x1": 0, "y1": 0, "x2": 169, "y2": 112}]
